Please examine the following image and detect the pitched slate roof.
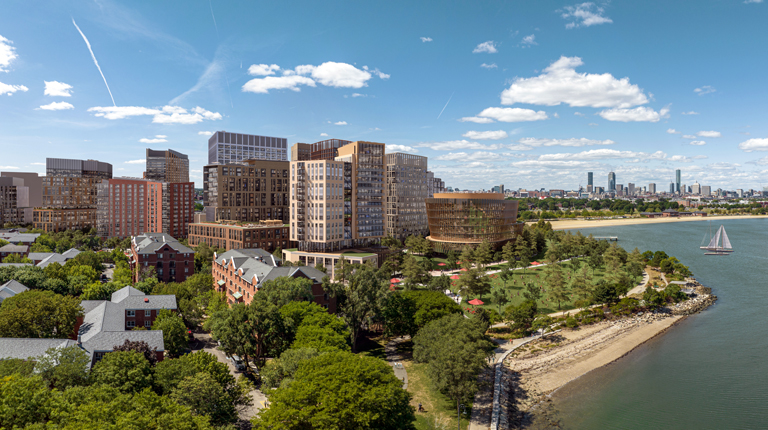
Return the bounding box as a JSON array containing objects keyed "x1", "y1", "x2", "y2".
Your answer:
[
  {"x1": 0, "y1": 263, "x2": 33, "y2": 267},
  {"x1": 0, "y1": 338, "x2": 78, "y2": 360},
  {"x1": 0, "y1": 244, "x2": 29, "y2": 253},
  {"x1": 133, "y1": 233, "x2": 193, "y2": 255},
  {"x1": 216, "y1": 249, "x2": 325, "y2": 288},
  {"x1": 0, "y1": 280, "x2": 29, "y2": 303},
  {"x1": 0, "y1": 233, "x2": 40, "y2": 244}
]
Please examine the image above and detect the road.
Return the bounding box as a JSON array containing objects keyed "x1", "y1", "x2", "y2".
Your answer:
[{"x1": 189, "y1": 330, "x2": 268, "y2": 419}]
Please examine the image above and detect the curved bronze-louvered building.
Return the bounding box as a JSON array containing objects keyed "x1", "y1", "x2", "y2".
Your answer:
[{"x1": 426, "y1": 193, "x2": 522, "y2": 252}]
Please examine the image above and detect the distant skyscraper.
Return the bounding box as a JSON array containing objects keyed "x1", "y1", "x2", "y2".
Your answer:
[
  {"x1": 207, "y1": 131, "x2": 287, "y2": 165},
  {"x1": 608, "y1": 172, "x2": 616, "y2": 192},
  {"x1": 670, "y1": 182, "x2": 675, "y2": 193},
  {"x1": 675, "y1": 169, "x2": 681, "y2": 193},
  {"x1": 692, "y1": 182, "x2": 701, "y2": 195},
  {"x1": 628, "y1": 183, "x2": 635, "y2": 196},
  {"x1": 587, "y1": 172, "x2": 593, "y2": 187},
  {"x1": 649, "y1": 183, "x2": 656, "y2": 194},
  {"x1": 702, "y1": 185, "x2": 712, "y2": 196},
  {"x1": 145, "y1": 149, "x2": 189, "y2": 183}
]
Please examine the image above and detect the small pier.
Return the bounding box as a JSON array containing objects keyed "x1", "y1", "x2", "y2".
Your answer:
[{"x1": 594, "y1": 236, "x2": 618, "y2": 241}]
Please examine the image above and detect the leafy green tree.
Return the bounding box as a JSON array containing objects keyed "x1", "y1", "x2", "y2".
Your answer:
[
  {"x1": 34, "y1": 345, "x2": 91, "y2": 390},
  {"x1": 314, "y1": 261, "x2": 328, "y2": 274},
  {"x1": 323, "y1": 263, "x2": 389, "y2": 352},
  {"x1": 0, "y1": 374, "x2": 53, "y2": 428},
  {"x1": 260, "y1": 347, "x2": 321, "y2": 389},
  {"x1": 2, "y1": 253, "x2": 32, "y2": 264},
  {"x1": 499, "y1": 264, "x2": 514, "y2": 287},
  {"x1": 207, "y1": 303, "x2": 259, "y2": 366},
  {"x1": 459, "y1": 246, "x2": 475, "y2": 268},
  {"x1": 253, "y1": 351, "x2": 416, "y2": 430},
  {"x1": 490, "y1": 287, "x2": 509, "y2": 315},
  {"x1": 279, "y1": 301, "x2": 328, "y2": 344},
  {"x1": 501, "y1": 240, "x2": 515, "y2": 267},
  {"x1": 401, "y1": 254, "x2": 430, "y2": 289},
  {"x1": 571, "y1": 265, "x2": 594, "y2": 306},
  {"x1": 0, "y1": 290, "x2": 83, "y2": 338},
  {"x1": 113, "y1": 339, "x2": 158, "y2": 366},
  {"x1": 0, "y1": 358, "x2": 35, "y2": 378},
  {"x1": 381, "y1": 235, "x2": 402, "y2": 251},
  {"x1": 446, "y1": 250, "x2": 459, "y2": 270},
  {"x1": 152, "y1": 309, "x2": 189, "y2": 357},
  {"x1": 292, "y1": 324, "x2": 350, "y2": 352},
  {"x1": 429, "y1": 273, "x2": 451, "y2": 292},
  {"x1": 547, "y1": 263, "x2": 569, "y2": 310},
  {"x1": 523, "y1": 282, "x2": 542, "y2": 303},
  {"x1": 592, "y1": 282, "x2": 619, "y2": 304},
  {"x1": 92, "y1": 351, "x2": 153, "y2": 394},
  {"x1": 474, "y1": 240, "x2": 494, "y2": 268},
  {"x1": 515, "y1": 236, "x2": 533, "y2": 273},
  {"x1": 170, "y1": 372, "x2": 235, "y2": 425},
  {"x1": 660, "y1": 258, "x2": 674, "y2": 274},
  {"x1": 504, "y1": 300, "x2": 538, "y2": 333},
  {"x1": 413, "y1": 314, "x2": 493, "y2": 423},
  {"x1": 381, "y1": 292, "x2": 418, "y2": 338},
  {"x1": 273, "y1": 246, "x2": 283, "y2": 260},
  {"x1": 456, "y1": 268, "x2": 492, "y2": 300},
  {"x1": 588, "y1": 252, "x2": 603, "y2": 274}
]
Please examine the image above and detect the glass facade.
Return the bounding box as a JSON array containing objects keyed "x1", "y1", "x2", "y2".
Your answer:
[{"x1": 207, "y1": 131, "x2": 287, "y2": 165}]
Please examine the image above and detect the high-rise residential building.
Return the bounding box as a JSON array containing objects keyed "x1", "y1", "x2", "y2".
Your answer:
[
  {"x1": 681, "y1": 184, "x2": 687, "y2": 195},
  {"x1": 691, "y1": 182, "x2": 701, "y2": 195},
  {"x1": 96, "y1": 178, "x2": 194, "y2": 239},
  {"x1": 1, "y1": 172, "x2": 41, "y2": 208},
  {"x1": 675, "y1": 169, "x2": 681, "y2": 193},
  {"x1": 385, "y1": 153, "x2": 429, "y2": 241},
  {"x1": 702, "y1": 185, "x2": 712, "y2": 196},
  {"x1": 649, "y1": 183, "x2": 657, "y2": 194},
  {"x1": 207, "y1": 131, "x2": 287, "y2": 165},
  {"x1": 145, "y1": 149, "x2": 189, "y2": 183},
  {"x1": 337, "y1": 141, "x2": 385, "y2": 242},
  {"x1": 203, "y1": 159, "x2": 289, "y2": 224},
  {"x1": 588, "y1": 172, "x2": 593, "y2": 187},
  {"x1": 291, "y1": 143, "x2": 311, "y2": 161},
  {"x1": 628, "y1": 183, "x2": 635, "y2": 196},
  {"x1": 0, "y1": 177, "x2": 31, "y2": 225},
  {"x1": 34, "y1": 158, "x2": 112, "y2": 232},
  {"x1": 608, "y1": 172, "x2": 616, "y2": 192},
  {"x1": 188, "y1": 220, "x2": 289, "y2": 252},
  {"x1": 670, "y1": 182, "x2": 675, "y2": 193}
]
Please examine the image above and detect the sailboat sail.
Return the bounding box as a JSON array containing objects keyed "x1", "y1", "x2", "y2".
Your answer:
[
  {"x1": 703, "y1": 224, "x2": 734, "y2": 255},
  {"x1": 707, "y1": 226, "x2": 722, "y2": 250},
  {"x1": 721, "y1": 227, "x2": 732, "y2": 250}
]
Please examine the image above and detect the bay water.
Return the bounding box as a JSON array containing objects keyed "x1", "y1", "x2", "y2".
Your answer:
[{"x1": 544, "y1": 218, "x2": 768, "y2": 429}]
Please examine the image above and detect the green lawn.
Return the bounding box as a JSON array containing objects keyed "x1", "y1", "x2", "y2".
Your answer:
[{"x1": 452, "y1": 262, "x2": 609, "y2": 316}]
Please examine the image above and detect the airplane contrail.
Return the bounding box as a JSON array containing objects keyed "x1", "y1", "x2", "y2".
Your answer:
[
  {"x1": 437, "y1": 92, "x2": 454, "y2": 119},
  {"x1": 72, "y1": 18, "x2": 115, "y2": 106},
  {"x1": 209, "y1": 1, "x2": 219, "y2": 38}
]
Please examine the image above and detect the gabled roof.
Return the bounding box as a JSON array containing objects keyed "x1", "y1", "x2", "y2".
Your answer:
[
  {"x1": 111, "y1": 286, "x2": 145, "y2": 303},
  {"x1": 36, "y1": 250, "x2": 80, "y2": 268},
  {"x1": 0, "y1": 244, "x2": 28, "y2": 253},
  {"x1": 0, "y1": 279, "x2": 28, "y2": 302},
  {"x1": 133, "y1": 233, "x2": 193, "y2": 255},
  {"x1": 0, "y1": 338, "x2": 78, "y2": 360},
  {"x1": 0, "y1": 233, "x2": 40, "y2": 243},
  {"x1": 216, "y1": 249, "x2": 325, "y2": 288}
]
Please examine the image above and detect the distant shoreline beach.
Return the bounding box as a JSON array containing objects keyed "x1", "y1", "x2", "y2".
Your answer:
[{"x1": 540, "y1": 214, "x2": 767, "y2": 231}]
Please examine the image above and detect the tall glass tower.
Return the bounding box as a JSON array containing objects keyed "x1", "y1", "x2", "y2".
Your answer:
[{"x1": 608, "y1": 172, "x2": 616, "y2": 192}]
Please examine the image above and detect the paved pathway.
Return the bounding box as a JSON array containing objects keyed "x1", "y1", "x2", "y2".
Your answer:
[{"x1": 385, "y1": 336, "x2": 409, "y2": 389}]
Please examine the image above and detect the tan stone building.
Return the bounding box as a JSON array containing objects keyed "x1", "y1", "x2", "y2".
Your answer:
[
  {"x1": 203, "y1": 159, "x2": 289, "y2": 224},
  {"x1": 144, "y1": 149, "x2": 189, "y2": 183},
  {"x1": 188, "y1": 220, "x2": 290, "y2": 252}
]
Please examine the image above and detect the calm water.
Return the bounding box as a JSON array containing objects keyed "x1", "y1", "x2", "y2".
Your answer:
[{"x1": 548, "y1": 219, "x2": 768, "y2": 430}]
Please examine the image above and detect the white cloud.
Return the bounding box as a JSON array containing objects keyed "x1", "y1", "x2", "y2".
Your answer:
[
  {"x1": 436, "y1": 151, "x2": 502, "y2": 162},
  {"x1": 693, "y1": 155, "x2": 708, "y2": 160},
  {"x1": 420, "y1": 37, "x2": 433, "y2": 42},
  {"x1": 667, "y1": 128, "x2": 680, "y2": 134},
  {"x1": 501, "y1": 56, "x2": 649, "y2": 108},
  {"x1": 43, "y1": 81, "x2": 73, "y2": 97},
  {"x1": 351, "y1": 93, "x2": 367, "y2": 97},
  {"x1": 745, "y1": 0, "x2": 764, "y2": 3},
  {"x1": 480, "y1": 63, "x2": 497, "y2": 69},
  {"x1": 738, "y1": 138, "x2": 768, "y2": 152},
  {"x1": 463, "y1": 107, "x2": 548, "y2": 123},
  {"x1": 0, "y1": 35, "x2": 18, "y2": 72},
  {"x1": 462, "y1": 130, "x2": 508, "y2": 140},
  {"x1": 538, "y1": 149, "x2": 666, "y2": 161},
  {"x1": 242, "y1": 75, "x2": 316, "y2": 93},
  {"x1": 682, "y1": 135, "x2": 696, "y2": 139},
  {"x1": 473, "y1": 41, "x2": 497, "y2": 54},
  {"x1": 574, "y1": 112, "x2": 585, "y2": 117},
  {"x1": 697, "y1": 130, "x2": 721, "y2": 138},
  {"x1": 749, "y1": 156, "x2": 768, "y2": 165},
  {"x1": 553, "y1": 113, "x2": 559, "y2": 118},
  {"x1": 334, "y1": 121, "x2": 347, "y2": 126},
  {"x1": 139, "y1": 137, "x2": 167, "y2": 143},
  {"x1": 560, "y1": 3, "x2": 613, "y2": 29},
  {"x1": 88, "y1": 105, "x2": 222, "y2": 124},
  {"x1": 689, "y1": 141, "x2": 706, "y2": 146},
  {"x1": 508, "y1": 144, "x2": 534, "y2": 151},
  {"x1": 198, "y1": 131, "x2": 213, "y2": 136},
  {"x1": 598, "y1": 106, "x2": 669, "y2": 122},
  {"x1": 387, "y1": 144, "x2": 418, "y2": 153},
  {"x1": 667, "y1": 155, "x2": 695, "y2": 163},
  {"x1": 155, "y1": 135, "x2": 167, "y2": 138},
  {"x1": 588, "y1": 122, "x2": 598, "y2": 126},
  {"x1": 30, "y1": 162, "x2": 45, "y2": 166},
  {"x1": 681, "y1": 111, "x2": 699, "y2": 115},
  {"x1": 310, "y1": 62, "x2": 371, "y2": 88},
  {"x1": 521, "y1": 34, "x2": 537, "y2": 45},
  {"x1": 0, "y1": 166, "x2": 19, "y2": 170},
  {"x1": 320, "y1": 133, "x2": 329, "y2": 137},
  {"x1": 37, "y1": 101, "x2": 74, "y2": 111},
  {"x1": 694, "y1": 85, "x2": 716, "y2": 96},
  {"x1": 125, "y1": 159, "x2": 145, "y2": 164},
  {"x1": 364, "y1": 66, "x2": 390, "y2": 80},
  {"x1": 517, "y1": 137, "x2": 615, "y2": 147},
  {"x1": 0, "y1": 81, "x2": 28, "y2": 96},
  {"x1": 247, "y1": 64, "x2": 280, "y2": 76},
  {"x1": 416, "y1": 140, "x2": 502, "y2": 151}
]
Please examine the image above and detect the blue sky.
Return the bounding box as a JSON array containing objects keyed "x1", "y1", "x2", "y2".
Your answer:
[{"x1": 1, "y1": 0, "x2": 768, "y2": 191}]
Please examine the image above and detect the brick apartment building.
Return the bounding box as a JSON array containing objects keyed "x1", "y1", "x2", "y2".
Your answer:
[
  {"x1": 213, "y1": 248, "x2": 335, "y2": 311},
  {"x1": 188, "y1": 220, "x2": 291, "y2": 252},
  {"x1": 130, "y1": 233, "x2": 195, "y2": 283}
]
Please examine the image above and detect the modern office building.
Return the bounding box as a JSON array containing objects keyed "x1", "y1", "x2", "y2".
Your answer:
[
  {"x1": 425, "y1": 192, "x2": 523, "y2": 252},
  {"x1": 628, "y1": 183, "x2": 635, "y2": 196},
  {"x1": 290, "y1": 143, "x2": 311, "y2": 161},
  {"x1": 649, "y1": 183, "x2": 657, "y2": 194},
  {"x1": 290, "y1": 139, "x2": 353, "y2": 163},
  {"x1": 130, "y1": 233, "x2": 194, "y2": 284},
  {"x1": 608, "y1": 172, "x2": 616, "y2": 192},
  {"x1": 675, "y1": 169, "x2": 681, "y2": 193},
  {"x1": 588, "y1": 172, "x2": 594, "y2": 187},
  {"x1": 203, "y1": 159, "x2": 289, "y2": 224},
  {"x1": 188, "y1": 220, "x2": 290, "y2": 252},
  {"x1": 34, "y1": 158, "x2": 113, "y2": 232},
  {"x1": 1, "y1": 172, "x2": 41, "y2": 208},
  {"x1": 669, "y1": 182, "x2": 675, "y2": 194},
  {"x1": 691, "y1": 182, "x2": 701, "y2": 195},
  {"x1": 96, "y1": 178, "x2": 194, "y2": 239},
  {"x1": 702, "y1": 185, "x2": 712, "y2": 196},
  {"x1": 207, "y1": 131, "x2": 287, "y2": 165},
  {"x1": 145, "y1": 149, "x2": 189, "y2": 183},
  {"x1": 385, "y1": 153, "x2": 430, "y2": 241}
]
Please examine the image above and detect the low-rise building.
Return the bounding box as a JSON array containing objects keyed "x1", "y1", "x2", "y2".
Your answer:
[
  {"x1": 282, "y1": 248, "x2": 379, "y2": 280},
  {"x1": 213, "y1": 249, "x2": 336, "y2": 311},
  {"x1": 130, "y1": 233, "x2": 194, "y2": 284},
  {"x1": 0, "y1": 244, "x2": 29, "y2": 260},
  {"x1": 188, "y1": 220, "x2": 290, "y2": 252},
  {"x1": 0, "y1": 279, "x2": 29, "y2": 304},
  {"x1": 29, "y1": 248, "x2": 81, "y2": 268}
]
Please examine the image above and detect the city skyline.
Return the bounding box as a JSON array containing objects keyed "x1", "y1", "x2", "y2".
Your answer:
[{"x1": 1, "y1": 1, "x2": 768, "y2": 190}]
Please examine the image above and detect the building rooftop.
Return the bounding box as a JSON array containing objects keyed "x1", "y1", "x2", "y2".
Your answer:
[
  {"x1": 214, "y1": 249, "x2": 321, "y2": 287},
  {"x1": 0, "y1": 244, "x2": 29, "y2": 253},
  {"x1": 133, "y1": 233, "x2": 193, "y2": 255},
  {"x1": 0, "y1": 279, "x2": 29, "y2": 303},
  {"x1": 192, "y1": 221, "x2": 289, "y2": 229},
  {"x1": 0, "y1": 232, "x2": 40, "y2": 243}
]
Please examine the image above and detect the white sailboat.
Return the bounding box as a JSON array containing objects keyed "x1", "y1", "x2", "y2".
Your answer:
[{"x1": 703, "y1": 225, "x2": 734, "y2": 255}]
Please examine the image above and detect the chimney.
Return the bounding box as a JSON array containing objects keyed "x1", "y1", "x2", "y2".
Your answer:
[
  {"x1": 77, "y1": 334, "x2": 82, "y2": 345},
  {"x1": 144, "y1": 298, "x2": 149, "y2": 302}
]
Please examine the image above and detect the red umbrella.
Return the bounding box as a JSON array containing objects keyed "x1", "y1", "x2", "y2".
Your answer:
[
  {"x1": 456, "y1": 261, "x2": 462, "y2": 264},
  {"x1": 531, "y1": 261, "x2": 541, "y2": 266},
  {"x1": 450, "y1": 275, "x2": 460, "y2": 280},
  {"x1": 438, "y1": 263, "x2": 446, "y2": 266},
  {"x1": 468, "y1": 299, "x2": 484, "y2": 306},
  {"x1": 390, "y1": 278, "x2": 401, "y2": 283},
  {"x1": 460, "y1": 268, "x2": 468, "y2": 271}
]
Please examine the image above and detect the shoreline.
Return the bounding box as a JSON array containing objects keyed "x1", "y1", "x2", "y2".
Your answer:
[
  {"x1": 500, "y1": 287, "x2": 716, "y2": 429},
  {"x1": 539, "y1": 214, "x2": 767, "y2": 231}
]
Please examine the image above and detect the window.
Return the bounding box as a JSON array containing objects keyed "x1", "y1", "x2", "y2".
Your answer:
[
  {"x1": 144, "y1": 320, "x2": 152, "y2": 328},
  {"x1": 127, "y1": 321, "x2": 135, "y2": 328},
  {"x1": 145, "y1": 310, "x2": 151, "y2": 317},
  {"x1": 127, "y1": 310, "x2": 135, "y2": 317}
]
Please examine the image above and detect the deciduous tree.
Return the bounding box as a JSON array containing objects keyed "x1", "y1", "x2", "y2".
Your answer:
[{"x1": 0, "y1": 290, "x2": 82, "y2": 338}]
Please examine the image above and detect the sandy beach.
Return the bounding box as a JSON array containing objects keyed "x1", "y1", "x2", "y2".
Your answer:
[{"x1": 542, "y1": 214, "x2": 767, "y2": 231}]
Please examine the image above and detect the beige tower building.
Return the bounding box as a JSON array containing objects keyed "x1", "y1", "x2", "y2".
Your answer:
[
  {"x1": 385, "y1": 153, "x2": 429, "y2": 240},
  {"x1": 145, "y1": 149, "x2": 189, "y2": 183}
]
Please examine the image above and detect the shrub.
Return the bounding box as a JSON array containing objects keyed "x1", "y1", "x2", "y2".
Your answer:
[
  {"x1": 565, "y1": 317, "x2": 579, "y2": 328},
  {"x1": 610, "y1": 298, "x2": 639, "y2": 316}
]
